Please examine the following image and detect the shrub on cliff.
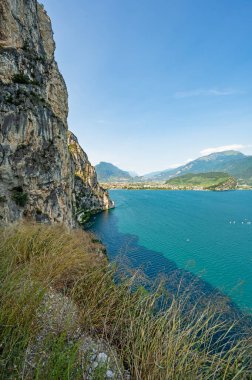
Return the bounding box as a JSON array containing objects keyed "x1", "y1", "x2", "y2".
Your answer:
[
  {"x1": 0, "y1": 223, "x2": 251, "y2": 379},
  {"x1": 11, "y1": 188, "x2": 28, "y2": 207}
]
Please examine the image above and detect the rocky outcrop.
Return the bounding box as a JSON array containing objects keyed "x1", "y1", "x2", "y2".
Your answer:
[
  {"x1": 68, "y1": 132, "x2": 114, "y2": 224},
  {"x1": 26, "y1": 290, "x2": 128, "y2": 379},
  {"x1": 0, "y1": 0, "x2": 112, "y2": 226}
]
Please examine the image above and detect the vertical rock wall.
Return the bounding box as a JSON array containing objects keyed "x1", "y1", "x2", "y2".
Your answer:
[
  {"x1": 0, "y1": 0, "x2": 112, "y2": 226},
  {"x1": 68, "y1": 132, "x2": 113, "y2": 224}
]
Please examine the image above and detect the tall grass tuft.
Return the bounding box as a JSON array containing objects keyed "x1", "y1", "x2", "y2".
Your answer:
[{"x1": 0, "y1": 222, "x2": 251, "y2": 379}]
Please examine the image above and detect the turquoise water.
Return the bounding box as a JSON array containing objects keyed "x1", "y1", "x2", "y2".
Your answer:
[{"x1": 90, "y1": 190, "x2": 252, "y2": 313}]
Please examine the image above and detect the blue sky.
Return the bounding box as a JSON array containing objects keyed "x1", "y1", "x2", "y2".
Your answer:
[{"x1": 42, "y1": 0, "x2": 252, "y2": 174}]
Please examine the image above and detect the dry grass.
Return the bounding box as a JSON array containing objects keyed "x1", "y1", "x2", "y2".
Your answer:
[{"x1": 0, "y1": 222, "x2": 251, "y2": 379}]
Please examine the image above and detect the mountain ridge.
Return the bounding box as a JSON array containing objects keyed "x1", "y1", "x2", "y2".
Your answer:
[
  {"x1": 143, "y1": 150, "x2": 252, "y2": 184},
  {"x1": 95, "y1": 162, "x2": 133, "y2": 182},
  {"x1": 98, "y1": 151, "x2": 252, "y2": 186}
]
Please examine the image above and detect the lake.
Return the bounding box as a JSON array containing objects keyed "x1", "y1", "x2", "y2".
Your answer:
[{"x1": 89, "y1": 190, "x2": 252, "y2": 313}]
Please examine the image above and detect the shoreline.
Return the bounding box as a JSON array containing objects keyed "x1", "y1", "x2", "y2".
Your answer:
[{"x1": 105, "y1": 186, "x2": 252, "y2": 191}]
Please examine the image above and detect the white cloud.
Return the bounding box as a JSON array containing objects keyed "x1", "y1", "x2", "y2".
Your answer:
[
  {"x1": 200, "y1": 144, "x2": 249, "y2": 156},
  {"x1": 168, "y1": 163, "x2": 184, "y2": 169},
  {"x1": 168, "y1": 158, "x2": 193, "y2": 169},
  {"x1": 174, "y1": 88, "x2": 239, "y2": 99}
]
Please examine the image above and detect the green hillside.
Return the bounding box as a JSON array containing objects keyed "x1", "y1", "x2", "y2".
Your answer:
[
  {"x1": 144, "y1": 151, "x2": 252, "y2": 183},
  {"x1": 221, "y1": 156, "x2": 252, "y2": 185},
  {"x1": 165, "y1": 172, "x2": 237, "y2": 190}
]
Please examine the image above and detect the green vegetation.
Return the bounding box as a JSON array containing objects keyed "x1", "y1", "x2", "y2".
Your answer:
[
  {"x1": 68, "y1": 143, "x2": 77, "y2": 155},
  {"x1": 12, "y1": 73, "x2": 31, "y2": 84},
  {"x1": 5, "y1": 90, "x2": 46, "y2": 107},
  {"x1": 12, "y1": 73, "x2": 39, "y2": 86},
  {"x1": 166, "y1": 172, "x2": 237, "y2": 190},
  {"x1": 4, "y1": 94, "x2": 14, "y2": 104},
  {"x1": 0, "y1": 223, "x2": 251, "y2": 379},
  {"x1": 11, "y1": 188, "x2": 28, "y2": 207},
  {"x1": 76, "y1": 209, "x2": 92, "y2": 224},
  {"x1": 30, "y1": 90, "x2": 46, "y2": 104}
]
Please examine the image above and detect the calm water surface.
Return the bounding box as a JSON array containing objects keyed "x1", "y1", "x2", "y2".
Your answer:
[{"x1": 90, "y1": 190, "x2": 252, "y2": 312}]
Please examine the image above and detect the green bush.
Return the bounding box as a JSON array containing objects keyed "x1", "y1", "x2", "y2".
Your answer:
[
  {"x1": 12, "y1": 188, "x2": 28, "y2": 207},
  {"x1": 12, "y1": 73, "x2": 40, "y2": 86},
  {"x1": 12, "y1": 73, "x2": 31, "y2": 84}
]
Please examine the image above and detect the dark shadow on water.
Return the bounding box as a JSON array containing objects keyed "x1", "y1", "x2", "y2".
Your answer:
[{"x1": 87, "y1": 209, "x2": 252, "y2": 329}]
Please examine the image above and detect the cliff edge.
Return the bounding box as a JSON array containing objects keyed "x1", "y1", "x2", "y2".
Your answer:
[{"x1": 0, "y1": 0, "x2": 113, "y2": 226}]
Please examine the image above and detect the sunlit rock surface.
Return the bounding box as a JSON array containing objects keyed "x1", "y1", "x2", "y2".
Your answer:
[{"x1": 0, "y1": 0, "x2": 112, "y2": 226}]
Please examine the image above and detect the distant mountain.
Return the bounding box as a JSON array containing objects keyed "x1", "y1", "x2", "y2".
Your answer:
[
  {"x1": 222, "y1": 156, "x2": 252, "y2": 185},
  {"x1": 95, "y1": 162, "x2": 133, "y2": 182},
  {"x1": 165, "y1": 172, "x2": 237, "y2": 190},
  {"x1": 144, "y1": 151, "x2": 252, "y2": 184},
  {"x1": 128, "y1": 171, "x2": 139, "y2": 177},
  {"x1": 143, "y1": 169, "x2": 173, "y2": 181}
]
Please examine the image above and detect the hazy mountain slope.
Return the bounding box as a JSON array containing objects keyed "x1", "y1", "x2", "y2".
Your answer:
[
  {"x1": 144, "y1": 151, "x2": 249, "y2": 182},
  {"x1": 221, "y1": 156, "x2": 252, "y2": 184},
  {"x1": 95, "y1": 162, "x2": 133, "y2": 182}
]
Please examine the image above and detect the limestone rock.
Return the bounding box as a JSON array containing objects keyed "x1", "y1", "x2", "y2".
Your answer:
[
  {"x1": 0, "y1": 0, "x2": 112, "y2": 226},
  {"x1": 25, "y1": 289, "x2": 128, "y2": 379},
  {"x1": 68, "y1": 132, "x2": 114, "y2": 224}
]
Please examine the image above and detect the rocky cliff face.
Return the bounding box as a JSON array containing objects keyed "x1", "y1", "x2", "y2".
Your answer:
[
  {"x1": 68, "y1": 132, "x2": 114, "y2": 224},
  {"x1": 0, "y1": 0, "x2": 113, "y2": 226}
]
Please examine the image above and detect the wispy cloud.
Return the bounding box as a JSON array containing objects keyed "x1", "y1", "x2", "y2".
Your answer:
[
  {"x1": 200, "y1": 144, "x2": 251, "y2": 156},
  {"x1": 168, "y1": 158, "x2": 193, "y2": 169},
  {"x1": 174, "y1": 88, "x2": 240, "y2": 99},
  {"x1": 95, "y1": 119, "x2": 106, "y2": 124}
]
